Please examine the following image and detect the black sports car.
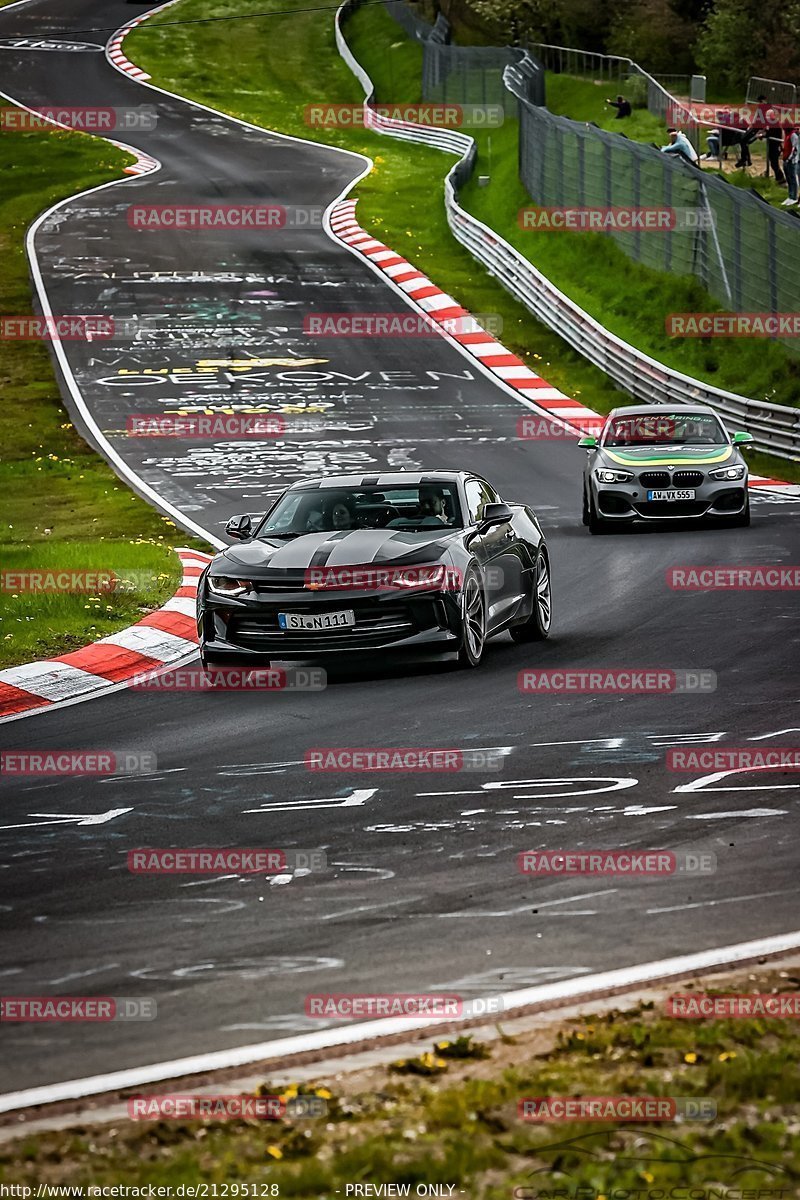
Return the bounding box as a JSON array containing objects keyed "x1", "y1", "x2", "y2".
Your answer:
[{"x1": 197, "y1": 471, "x2": 551, "y2": 671}]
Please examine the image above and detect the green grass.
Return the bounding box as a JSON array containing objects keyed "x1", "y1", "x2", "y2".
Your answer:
[
  {"x1": 2, "y1": 969, "x2": 798, "y2": 1192},
  {"x1": 124, "y1": 0, "x2": 800, "y2": 489},
  {"x1": 0, "y1": 110, "x2": 209, "y2": 667}
]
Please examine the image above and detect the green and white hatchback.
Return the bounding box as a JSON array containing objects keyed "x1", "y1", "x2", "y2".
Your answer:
[{"x1": 579, "y1": 406, "x2": 754, "y2": 534}]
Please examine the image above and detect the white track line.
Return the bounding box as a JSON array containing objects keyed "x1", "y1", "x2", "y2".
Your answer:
[{"x1": 1, "y1": 930, "x2": 798, "y2": 1114}]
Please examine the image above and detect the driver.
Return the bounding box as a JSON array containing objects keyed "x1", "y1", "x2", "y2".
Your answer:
[{"x1": 418, "y1": 486, "x2": 448, "y2": 524}]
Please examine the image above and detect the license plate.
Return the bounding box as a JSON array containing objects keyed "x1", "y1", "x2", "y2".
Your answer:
[
  {"x1": 278, "y1": 609, "x2": 355, "y2": 631},
  {"x1": 647, "y1": 489, "x2": 696, "y2": 501}
]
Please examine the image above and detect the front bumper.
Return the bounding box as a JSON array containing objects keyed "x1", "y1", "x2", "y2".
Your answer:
[
  {"x1": 198, "y1": 583, "x2": 463, "y2": 662},
  {"x1": 591, "y1": 478, "x2": 747, "y2": 521}
]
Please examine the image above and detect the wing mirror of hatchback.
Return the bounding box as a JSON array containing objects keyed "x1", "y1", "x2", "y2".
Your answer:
[
  {"x1": 577, "y1": 436, "x2": 597, "y2": 449},
  {"x1": 732, "y1": 431, "x2": 754, "y2": 448},
  {"x1": 225, "y1": 514, "x2": 253, "y2": 540},
  {"x1": 480, "y1": 502, "x2": 514, "y2": 529}
]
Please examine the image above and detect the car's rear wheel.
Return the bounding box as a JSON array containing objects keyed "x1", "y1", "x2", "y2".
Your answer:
[
  {"x1": 457, "y1": 568, "x2": 486, "y2": 668},
  {"x1": 511, "y1": 552, "x2": 551, "y2": 642}
]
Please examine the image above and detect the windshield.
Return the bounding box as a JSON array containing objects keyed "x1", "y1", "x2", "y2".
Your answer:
[
  {"x1": 256, "y1": 484, "x2": 464, "y2": 537},
  {"x1": 602, "y1": 413, "x2": 729, "y2": 447}
]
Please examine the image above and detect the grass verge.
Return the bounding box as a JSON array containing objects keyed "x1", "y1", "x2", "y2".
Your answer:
[
  {"x1": 2, "y1": 965, "x2": 798, "y2": 1191},
  {"x1": 124, "y1": 0, "x2": 800, "y2": 487},
  {"x1": 0, "y1": 109, "x2": 206, "y2": 668}
]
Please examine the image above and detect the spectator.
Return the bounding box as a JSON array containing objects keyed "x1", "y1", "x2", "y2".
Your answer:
[
  {"x1": 762, "y1": 119, "x2": 787, "y2": 184},
  {"x1": 781, "y1": 124, "x2": 799, "y2": 205},
  {"x1": 661, "y1": 128, "x2": 699, "y2": 165},
  {"x1": 606, "y1": 94, "x2": 632, "y2": 119}
]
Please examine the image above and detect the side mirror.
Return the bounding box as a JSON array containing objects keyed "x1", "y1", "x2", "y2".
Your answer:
[
  {"x1": 577, "y1": 436, "x2": 597, "y2": 449},
  {"x1": 480, "y1": 502, "x2": 514, "y2": 528},
  {"x1": 225, "y1": 514, "x2": 252, "y2": 540},
  {"x1": 732, "y1": 431, "x2": 754, "y2": 448}
]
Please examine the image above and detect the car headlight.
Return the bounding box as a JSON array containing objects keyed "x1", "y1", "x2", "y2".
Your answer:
[
  {"x1": 389, "y1": 565, "x2": 461, "y2": 591},
  {"x1": 709, "y1": 465, "x2": 745, "y2": 480},
  {"x1": 595, "y1": 468, "x2": 633, "y2": 483},
  {"x1": 207, "y1": 576, "x2": 253, "y2": 597}
]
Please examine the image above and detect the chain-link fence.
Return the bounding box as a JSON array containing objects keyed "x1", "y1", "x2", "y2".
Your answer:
[
  {"x1": 383, "y1": 2, "x2": 527, "y2": 113},
  {"x1": 508, "y1": 77, "x2": 800, "y2": 348}
]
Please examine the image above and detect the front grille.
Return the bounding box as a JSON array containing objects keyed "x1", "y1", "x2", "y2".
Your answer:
[
  {"x1": 634, "y1": 501, "x2": 709, "y2": 518},
  {"x1": 673, "y1": 470, "x2": 704, "y2": 487},
  {"x1": 639, "y1": 471, "x2": 670, "y2": 488},
  {"x1": 226, "y1": 600, "x2": 416, "y2": 652}
]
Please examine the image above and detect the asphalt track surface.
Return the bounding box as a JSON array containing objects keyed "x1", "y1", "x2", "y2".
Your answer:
[{"x1": 0, "y1": 0, "x2": 798, "y2": 1095}]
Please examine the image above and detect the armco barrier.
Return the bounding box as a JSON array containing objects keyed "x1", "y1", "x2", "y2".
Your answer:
[{"x1": 335, "y1": 0, "x2": 800, "y2": 461}]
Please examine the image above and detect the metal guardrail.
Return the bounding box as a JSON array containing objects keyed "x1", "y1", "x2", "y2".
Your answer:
[{"x1": 335, "y1": 0, "x2": 800, "y2": 460}]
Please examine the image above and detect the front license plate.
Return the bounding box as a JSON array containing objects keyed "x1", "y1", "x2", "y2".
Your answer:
[
  {"x1": 647, "y1": 489, "x2": 696, "y2": 501},
  {"x1": 278, "y1": 609, "x2": 355, "y2": 631}
]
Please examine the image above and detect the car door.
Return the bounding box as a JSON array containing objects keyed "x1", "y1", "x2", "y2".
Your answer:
[{"x1": 464, "y1": 478, "x2": 523, "y2": 632}]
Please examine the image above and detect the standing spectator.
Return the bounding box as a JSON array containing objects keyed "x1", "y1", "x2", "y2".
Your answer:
[
  {"x1": 762, "y1": 119, "x2": 787, "y2": 183},
  {"x1": 606, "y1": 94, "x2": 632, "y2": 119},
  {"x1": 661, "y1": 128, "x2": 699, "y2": 164},
  {"x1": 781, "y1": 125, "x2": 799, "y2": 205}
]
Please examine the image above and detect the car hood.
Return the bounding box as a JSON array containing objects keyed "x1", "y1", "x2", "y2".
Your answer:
[
  {"x1": 600, "y1": 444, "x2": 735, "y2": 467},
  {"x1": 213, "y1": 528, "x2": 459, "y2": 574}
]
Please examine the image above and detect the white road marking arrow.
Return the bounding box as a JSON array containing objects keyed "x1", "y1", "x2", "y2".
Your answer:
[
  {"x1": 0, "y1": 808, "x2": 133, "y2": 831},
  {"x1": 243, "y1": 788, "x2": 377, "y2": 814}
]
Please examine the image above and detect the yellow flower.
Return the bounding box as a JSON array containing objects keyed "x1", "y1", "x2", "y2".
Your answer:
[
  {"x1": 684, "y1": 1052, "x2": 698, "y2": 1064},
  {"x1": 315, "y1": 1087, "x2": 332, "y2": 1099},
  {"x1": 718, "y1": 1051, "x2": 737, "y2": 1062},
  {"x1": 266, "y1": 1145, "x2": 283, "y2": 1160}
]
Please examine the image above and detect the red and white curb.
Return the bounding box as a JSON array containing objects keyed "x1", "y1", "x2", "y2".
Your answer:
[
  {"x1": 0, "y1": 549, "x2": 210, "y2": 722},
  {"x1": 328, "y1": 204, "x2": 799, "y2": 497},
  {"x1": 107, "y1": 15, "x2": 152, "y2": 83},
  {"x1": 106, "y1": 138, "x2": 160, "y2": 177}
]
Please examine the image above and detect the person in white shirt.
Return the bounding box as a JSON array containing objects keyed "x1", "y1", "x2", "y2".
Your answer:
[{"x1": 661, "y1": 128, "x2": 699, "y2": 165}]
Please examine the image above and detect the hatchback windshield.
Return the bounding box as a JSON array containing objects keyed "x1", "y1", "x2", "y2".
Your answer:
[
  {"x1": 257, "y1": 484, "x2": 464, "y2": 537},
  {"x1": 602, "y1": 412, "x2": 728, "y2": 447}
]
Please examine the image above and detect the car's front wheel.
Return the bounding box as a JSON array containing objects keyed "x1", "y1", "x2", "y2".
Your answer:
[
  {"x1": 729, "y1": 494, "x2": 751, "y2": 527},
  {"x1": 457, "y1": 568, "x2": 486, "y2": 668},
  {"x1": 587, "y1": 490, "x2": 611, "y2": 535},
  {"x1": 511, "y1": 552, "x2": 551, "y2": 642}
]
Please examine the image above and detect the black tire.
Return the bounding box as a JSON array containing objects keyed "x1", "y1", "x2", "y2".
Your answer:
[
  {"x1": 588, "y1": 491, "x2": 610, "y2": 535},
  {"x1": 456, "y1": 567, "x2": 486, "y2": 668},
  {"x1": 729, "y1": 495, "x2": 751, "y2": 527},
  {"x1": 511, "y1": 551, "x2": 552, "y2": 642},
  {"x1": 581, "y1": 484, "x2": 590, "y2": 526}
]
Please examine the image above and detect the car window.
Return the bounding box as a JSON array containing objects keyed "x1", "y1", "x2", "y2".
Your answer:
[{"x1": 465, "y1": 479, "x2": 498, "y2": 523}]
